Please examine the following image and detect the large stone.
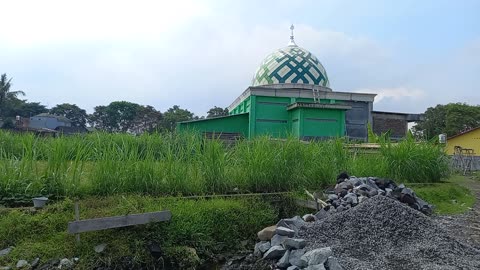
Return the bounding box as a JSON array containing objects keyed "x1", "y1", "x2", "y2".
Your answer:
[
  {"x1": 277, "y1": 250, "x2": 291, "y2": 268},
  {"x1": 344, "y1": 193, "x2": 358, "y2": 205},
  {"x1": 0, "y1": 266, "x2": 11, "y2": 270},
  {"x1": 326, "y1": 256, "x2": 344, "y2": 270},
  {"x1": 302, "y1": 214, "x2": 316, "y2": 222},
  {"x1": 305, "y1": 264, "x2": 326, "y2": 270},
  {"x1": 286, "y1": 266, "x2": 299, "y2": 270},
  {"x1": 0, "y1": 247, "x2": 12, "y2": 257},
  {"x1": 271, "y1": 234, "x2": 288, "y2": 247},
  {"x1": 257, "y1": 225, "x2": 277, "y2": 241},
  {"x1": 276, "y1": 226, "x2": 295, "y2": 237},
  {"x1": 314, "y1": 209, "x2": 328, "y2": 220},
  {"x1": 263, "y1": 246, "x2": 286, "y2": 260},
  {"x1": 94, "y1": 243, "x2": 107, "y2": 253},
  {"x1": 31, "y1": 257, "x2": 40, "y2": 268},
  {"x1": 58, "y1": 258, "x2": 74, "y2": 269},
  {"x1": 289, "y1": 249, "x2": 307, "y2": 268},
  {"x1": 300, "y1": 247, "x2": 332, "y2": 266},
  {"x1": 254, "y1": 241, "x2": 271, "y2": 256},
  {"x1": 277, "y1": 216, "x2": 305, "y2": 231},
  {"x1": 283, "y1": 238, "x2": 307, "y2": 250},
  {"x1": 327, "y1": 194, "x2": 338, "y2": 201},
  {"x1": 15, "y1": 260, "x2": 29, "y2": 269}
]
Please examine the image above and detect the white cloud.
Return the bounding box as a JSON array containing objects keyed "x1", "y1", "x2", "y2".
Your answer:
[{"x1": 353, "y1": 87, "x2": 426, "y2": 103}]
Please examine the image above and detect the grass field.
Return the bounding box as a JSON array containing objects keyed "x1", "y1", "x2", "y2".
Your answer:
[{"x1": 0, "y1": 131, "x2": 451, "y2": 199}]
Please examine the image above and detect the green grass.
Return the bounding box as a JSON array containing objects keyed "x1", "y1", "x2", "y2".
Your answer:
[
  {"x1": 412, "y1": 175, "x2": 476, "y2": 214},
  {"x1": 0, "y1": 196, "x2": 280, "y2": 269},
  {"x1": 0, "y1": 130, "x2": 451, "y2": 198}
]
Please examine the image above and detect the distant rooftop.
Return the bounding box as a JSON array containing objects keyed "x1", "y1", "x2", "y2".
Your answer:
[{"x1": 33, "y1": 113, "x2": 72, "y2": 123}]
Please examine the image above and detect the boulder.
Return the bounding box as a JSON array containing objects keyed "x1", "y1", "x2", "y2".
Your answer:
[
  {"x1": 358, "y1": 196, "x2": 368, "y2": 204},
  {"x1": 263, "y1": 246, "x2": 286, "y2": 260},
  {"x1": 314, "y1": 209, "x2": 328, "y2": 220},
  {"x1": 0, "y1": 247, "x2": 12, "y2": 257},
  {"x1": 289, "y1": 249, "x2": 307, "y2": 268},
  {"x1": 277, "y1": 250, "x2": 291, "y2": 268},
  {"x1": 94, "y1": 243, "x2": 107, "y2": 253},
  {"x1": 305, "y1": 264, "x2": 326, "y2": 270},
  {"x1": 15, "y1": 260, "x2": 29, "y2": 269},
  {"x1": 327, "y1": 194, "x2": 338, "y2": 201},
  {"x1": 58, "y1": 258, "x2": 74, "y2": 269},
  {"x1": 344, "y1": 193, "x2": 358, "y2": 205},
  {"x1": 254, "y1": 241, "x2": 271, "y2": 256},
  {"x1": 277, "y1": 216, "x2": 305, "y2": 231},
  {"x1": 302, "y1": 214, "x2": 316, "y2": 222},
  {"x1": 326, "y1": 256, "x2": 344, "y2": 270},
  {"x1": 257, "y1": 225, "x2": 277, "y2": 241},
  {"x1": 287, "y1": 266, "x2": 300, "y2": 270},
  {"x1": 31, "y1": 257, "x2": 40, "y2": 268},
  {"x1": 271, "y1": 234, "x2": 288, "y2": 247},
  {"x1": 0, "y1": 266, "x2": 11, "y2": 270},
  {"x1": 276, "y1": 226, "x2": 295, "y2": 237},
  {"x1": 300, "y1": 247, "x2": 332, "y2": 266},
  {"x1": 283, "y1": 238, "x2": 307, "y2": 250}
]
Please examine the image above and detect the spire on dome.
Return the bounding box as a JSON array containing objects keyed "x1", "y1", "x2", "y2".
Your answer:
[{"x1": 288, "y1": 24, "x2": 296, "y2": 46}]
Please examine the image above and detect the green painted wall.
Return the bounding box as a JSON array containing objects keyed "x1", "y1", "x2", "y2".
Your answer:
[
  {"x1": 253, "y1": 96, "x2": 290, "y2": 138},
  {"x1": 300, "y1": 108, "x2": 345, "y2": 138},
  {"x1": 177, "y1": 113, "x2": 249, "y2": 137}
]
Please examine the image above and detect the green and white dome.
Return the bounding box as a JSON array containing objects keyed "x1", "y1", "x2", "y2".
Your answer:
[{"x1": 251, "y1": 26, "x2": 330, "y2": 88}]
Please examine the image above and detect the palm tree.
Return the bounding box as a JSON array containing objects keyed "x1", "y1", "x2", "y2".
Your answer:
[{"x1": 0, "y1": 73, "x2": 25, "y2": 117}]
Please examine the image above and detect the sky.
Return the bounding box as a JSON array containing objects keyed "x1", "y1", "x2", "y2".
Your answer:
[{"x1": 1, "y1": 0, "x2": 479, "y2": 116}]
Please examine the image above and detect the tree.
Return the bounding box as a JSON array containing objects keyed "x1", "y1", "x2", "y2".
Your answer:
[
  {"x1": 89, "y1": 101, "x2": 162, "y2": 133},
  {"x1": 0, "y1": 74, "x2": 25, "y2": 117},
  {"x1": 50, "y1": 103, "x2": 88, "y2": 127},
  {"x1": 412, "y1": 103, "x2": 480, "y2": 140},
  {"x1": 207, "y1": 106, "x2": 229, "y2": 118},
  {"x1": 162, "y1": 105, "x2": 195, "y2": 131}
]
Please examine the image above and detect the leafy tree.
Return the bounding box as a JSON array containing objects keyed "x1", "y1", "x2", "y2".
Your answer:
[
  {"x1": 50, "y1": 103, "x2": 88, "y2": 127},
  {"x1": 207, "y1": 106, "x2": 229, "y2": 118},
  {"x1": 162, "y1": 105, "x2": 195, "y2": 131},
  {"x1": 89, "y1": 101, "x2": 162, "y2": 133},
  {"x1": 0, "y1": 73, "x2": 25, "y2": 117},
  {"x1": 413, "y1": 103, "x2": 480, "y2": 139}
]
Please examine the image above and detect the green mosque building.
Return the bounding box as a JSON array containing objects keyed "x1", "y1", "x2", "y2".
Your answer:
[{"x1": 178, "y1": 26, "x2": 421, "y2": 141}]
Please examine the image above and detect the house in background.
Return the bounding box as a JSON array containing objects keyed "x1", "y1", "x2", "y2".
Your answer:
[
  {"x1": 29, "y1": 113, "x2": 72, "y2": 130},
  {"x1": 446, "y1": 127, "x2": 480, "y2": 155}
]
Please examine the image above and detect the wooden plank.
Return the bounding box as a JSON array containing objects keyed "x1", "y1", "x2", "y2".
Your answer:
[
  {"x1": 68, "y1": 210, "x2": 171, "y2": 234},
  {"x1": 294, "y1": 199, "x2": 319, "y2": 210}
]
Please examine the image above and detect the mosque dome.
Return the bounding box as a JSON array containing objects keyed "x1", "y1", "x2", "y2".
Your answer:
[{"x1": 251, "y1": 25, "x2": 330, "y2": 88}]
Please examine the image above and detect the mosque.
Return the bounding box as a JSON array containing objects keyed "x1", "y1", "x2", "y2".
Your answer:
[{"x1": 178, "y1": 25, "x2": 421, "y2": 141}]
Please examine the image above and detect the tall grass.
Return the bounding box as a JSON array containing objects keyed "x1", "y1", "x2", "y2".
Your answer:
[{"x1": 0, "y1": 130, "x2": 450, "y2": 198}]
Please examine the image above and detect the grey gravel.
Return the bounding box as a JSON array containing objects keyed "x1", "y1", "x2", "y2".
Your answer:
[{"x1": 299, "y1": 195, "x2": 480, "y2": 270}]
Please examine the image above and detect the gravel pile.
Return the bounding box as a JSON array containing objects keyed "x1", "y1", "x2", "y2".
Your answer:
[{"x1": 300, "y1": 195, "x2": 480, "y2": 270}]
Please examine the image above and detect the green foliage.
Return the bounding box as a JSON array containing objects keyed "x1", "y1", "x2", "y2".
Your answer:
[
  {"x1": 413, "y1": 103, "x2": 480, "y2": 139},
  {"x1": 0, "y1": 130, "x2": 450, "y2": 198},
  {"x1": 50, "y1": 103, "x2": 88, "y2": 127},
  {"x1": 162, "y1": 105, "x2": 196, "y2": 131},
  {"x1": 206, "y1": 106, "x2": 229, "y2": 118},
  {"x1": 413, "y1": 181, "x2": 475, "y2": 214},
  {"x1": 0, "y1": 196, "x2": 277, "y2": 269}
]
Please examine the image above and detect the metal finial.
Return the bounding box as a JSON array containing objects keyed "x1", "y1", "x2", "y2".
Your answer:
[{"x1": 288, "y1": 24, "x2": 296, "y2": 46}]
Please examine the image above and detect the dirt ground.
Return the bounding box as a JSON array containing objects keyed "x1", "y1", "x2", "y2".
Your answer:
[{"x1": 435, "y1": 175, "x2": 480, "y2": 249}]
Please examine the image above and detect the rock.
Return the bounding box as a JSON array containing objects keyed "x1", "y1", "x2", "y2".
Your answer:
[
  {"x1": 277, "y1": 250, "x2": 290, "y2": 268},
  {"x1": 336, "y1": 205, "x2": 346, "y2": 212},
  {"x1": 0, "y1": 247, "x2": 12, "y2": 257},
  {"x1": 300, "y1": 247, "x2": 332, "y2": 266},
  {"x1": 314, "y1": 209, "x2": 328, "y2": 220},
  {"x1": 0, "y1": 266, "x2": 11, "y2": 270},
  {"x1": 344, "y1": 193, "x2": 358, "y2": 205},
  {"x1": 58, "y1": 258, "x2": 74, "y2": 269},
  {"x1": 358, "y1": 196, "x2": 368, "y2": 203},
  {"x1": 254, "y1": 241, "x2": 271, "y2": 256},
  {"x1": 15, "y1": 260, "x2": 29, "y2": 269},
  {"x1": 277, "y1": 216, "x2": 305, "y2": 231},
  {"x1": 94, "y1": 243, "x2": 107, "y2": 253},
  {"x1": 289, "y1": 249, "x2": 307, "y2": 268},
  {"x1": 287, "y1": 266, "x2": 299, "y2": 270},
  {"x1": 302, "y1": 214, "x2": 316, "y2": 222},
  {"x1": 271, "y1": 234, "x2": 288, "y2": 247},
  {"x1": 305, "y1": 264, "x2": 326, "y2": 270},
  {"x1": 326, "y1": 256, "x2": 344, "y2": 270},
  {"x1": 263, "y1": 246, "x2": 286, "y2": 260},
  {"x1": 276, "y1": 226, "x2": 295, "y2": 237},
  {"x1": 283, "y1": 238, "x2": 307, "y2": 250},
  {"x1": 257, "y1": 225, "x2": 277, "y2": 241},
  {"x1": 327, "y1": 194, "x2": 338, "y2": 200},
  {"x1": 31, "y1": 258, "x2": 40, "y2": 268}
]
